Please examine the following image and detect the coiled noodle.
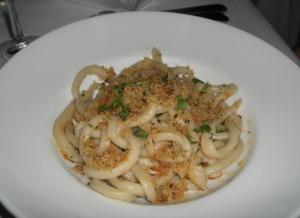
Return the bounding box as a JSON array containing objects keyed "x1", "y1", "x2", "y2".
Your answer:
[{"x1": 53, "y1": 48, "x2": 248, "y2": 204}]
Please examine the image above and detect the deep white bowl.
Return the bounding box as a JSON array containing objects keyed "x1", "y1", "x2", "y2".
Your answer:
[{"x1": 0, "y1": 12, "x2": 299, "y2": 218}]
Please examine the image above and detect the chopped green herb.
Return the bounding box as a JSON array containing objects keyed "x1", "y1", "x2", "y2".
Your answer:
[
  {"x1": 137, "y1": 81, "x2": 147, "y2": 87},
  {"x1": 88, "y1": 123, "x2": 93, "y2": 128},
  {"x1": 112, "y1": 86, "x2": 120, "y2": 95},
  {"x1": 111, "y1": 97, "x2": 123, "y2": 109},
  {"x1": 161, "y1": 75, "x2": 168, "y2": 82},
  {"x1": 99, "y1": 86, "x2": 125, "y2": 112},
  {"x1": 132, "y1": 127, "x2": 149, "y2": 139},
  {"x1": 125, "y1": 81, "x2": 134, "y2": 87},
  {"x1": 176, "y1": 95, "x2": 187, "y2": 110},
  {"x1": 112, "y1": 84, "x2": 125, "y2": 95},
  {"x1": 201, "y1": 83, "x2": 210, "y2": 93},
  {"x1": 192, "y1": 78, "x2": 204, "y2": 84},
  {"x1": 99, "y1": 97, "x2": 122, "y2": 112},
  {"x1": 187, "y1": 134, "x2": 197, "y2": 144},
  {"x1": 99, "y1": 104, "x2": 113, "y2": 112},
  {"x1": 119, "y1": 106, "x2": 130, "y2": 121},
  {"x1": 194, "y1": 124, "x2": 211, "y2": 133}
]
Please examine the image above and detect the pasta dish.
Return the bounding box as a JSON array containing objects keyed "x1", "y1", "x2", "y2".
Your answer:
[{"x1": 53, "y1": 48, "x2": 246, "y2": 204}]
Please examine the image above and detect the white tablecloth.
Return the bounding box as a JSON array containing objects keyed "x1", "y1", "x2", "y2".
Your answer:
[{"x1": 0, "y1": 0, "x2": 299, "y2": 67}]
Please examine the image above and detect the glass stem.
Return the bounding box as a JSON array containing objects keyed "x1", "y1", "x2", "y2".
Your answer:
[{"x1": 5, "y1": 0, "x2": 24, "y2": 42}]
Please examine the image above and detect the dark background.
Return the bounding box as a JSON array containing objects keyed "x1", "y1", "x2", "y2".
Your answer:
[{"x1": 251, "y1": 0, "x2": 300, "y2": 52}]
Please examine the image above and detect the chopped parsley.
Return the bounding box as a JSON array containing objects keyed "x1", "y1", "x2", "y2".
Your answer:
[
  {"x1": 125, "y1": 81, "x2": 134, "y2": 87},
  {"x1": 112, "y1": 86, "x2": 121, "y2": 95},
  {"x1": 192, "y1": 78, "x2": 204, "y2": 84},
  {"x1": 119, "y1": 106, "x2": 130, "y2": 121},
  {"x1": 111, "y1": 97, "x2": 123, "y2": 109},
  {"x1": 99, "y1": 98, "x2": 122, "y2": 112},
  {"x1": 132, "y1": 127, "x2": 149, "y2": 139},
  {"x1": 176, "y1": 95, "x2": 187, "y2": 110},
  {"x1": 112, "y1": 83, "x2": 125, "y2": 95},
  {"x1": 99, "y1": 84, "x2": 125, "y2": 112},
  {"x1": 99, "y1": 104, "x2": 113, "y2": 112},
  {"x1": 186, "y1": 134, "x2": 197, "y2": 144},
  {"x1": 137, "y1": 81, "x2": 147, "y2": 87},
  {"x1": 98, "y1": 82, "x2": 131, "y2": 120},
  {"x1": 161, "y1": 75, "x2": 168, "y2": 82},
  {"x1": 194, "y1": 124, "x2": 211, "y2": 133},
  {"x1": 201, "y1": 83, "x2": 210, "y2": 93}
]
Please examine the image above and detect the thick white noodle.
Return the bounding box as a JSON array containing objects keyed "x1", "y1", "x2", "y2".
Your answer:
[
  {"x1": 74, "y1": 121, "x2": 86, "y2": 138},
  {"x1": 153, "y1": 132, "x2": 192, "y2": 162},
  {"x1": 213, "y1": 140, "x2": 226, "y2": 149},
  {"x1": 79, "y1": 115, "x2": 105, "y2": 140},
  {"x1": 184, "y1": 180, "x2": 209, "y2": 200},
  {"x1": 212, "y1": 132, "x2": 229, "y2": 140},
  {"x1": 107, "y1": 117, "x2": 128, "y2": 149},
  {"x1": 132, "y1": 164, "x2": 156, "y2": 203},
  {"x1": 97, "y1": 127, "x2": 110, "y2": 154},
  {"x1": 140, "y1": 145, "x2": 149, "y2": 157},
  {"x1": 205, "y1": 141, "x2": 244, "y2": 175},
  {"x1": 84, "y1": 132, "x2": 141, "y2": 179},
  {"x1": 122, "y1": 170, "x2": 137, "y2": 182},
  {"x1": 53, "y1": 102, "x2": 82, "y2": 163},
  {"x1": 65, "y1": 121, "x2": 78, "y2": 147},
  {"x1": 71, "y1": 65, "x2": 112, "y2": 99},
  {"x1": 74, "y1": 94, "x2": 88, "y2": 118},
  {"x1": 188, "y1": 120, "x2": 200, "y2": 144},
  {"x1": 138, "y1": 158, "x2": 159, "y2": 168},
  {"x1": 120, "y1": 103, "x2": 157, "y2": 129},
  {"x1": 147, "y1": 169, "x2": 160, "y2": 175},
  {"x1": 79, "y1": 115, "x2": 106, "y2": 162},
  {"x1": 74, "y1": 82, "x2": 102, "y2": 118},
  {"x1": 74, "y1": 94, "x2": 87, "y2": 118},
  {"x1": 185, "y1": 179, "x2": 199, "y2": 191},
  {"x1": 144, "y1": 136, "x2": 155, "y2": 157},
  {"x1": 109, "y1": 177, "x2": 145, "y2": 197},
  {"x1": 91, "y1": 129, "x2": 102, "y2": 139},
  {"x1": 212, "y1": 83, "x2": 238, "y2": 107},
  {"x1": 156, "y1": 105, "x2": 169, "y2": 114},
  {"x1": 216, "y1": 99, "x2": 242, "y2": 124},
  {"x1": 187, "y1": 165, "x2": 207, "y2": 190},
  {"x1": 189, "y1": 131, "x2": 200, "y2": 144},
  {"x1": 201, "y1": 124, "x2": 240, "y2": 159},
  {"x1": 154, "y1": 170, "x2": 174, "y2": 187},
  {"x1": 187, "y1": 150, "x2": 207, "y2": 190},
  {"x1": 89, "y1": 179, "x2": 136, "y2": 202}
]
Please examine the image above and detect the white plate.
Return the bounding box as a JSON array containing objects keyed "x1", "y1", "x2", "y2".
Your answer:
[{"x1": 0, "y1": 12, "x2": 299, "y2": 218}]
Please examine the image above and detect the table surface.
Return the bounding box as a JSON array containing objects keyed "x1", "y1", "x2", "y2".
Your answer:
[{"x1": 0, "y1": 0, "x2": 299, "y2": 217}]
